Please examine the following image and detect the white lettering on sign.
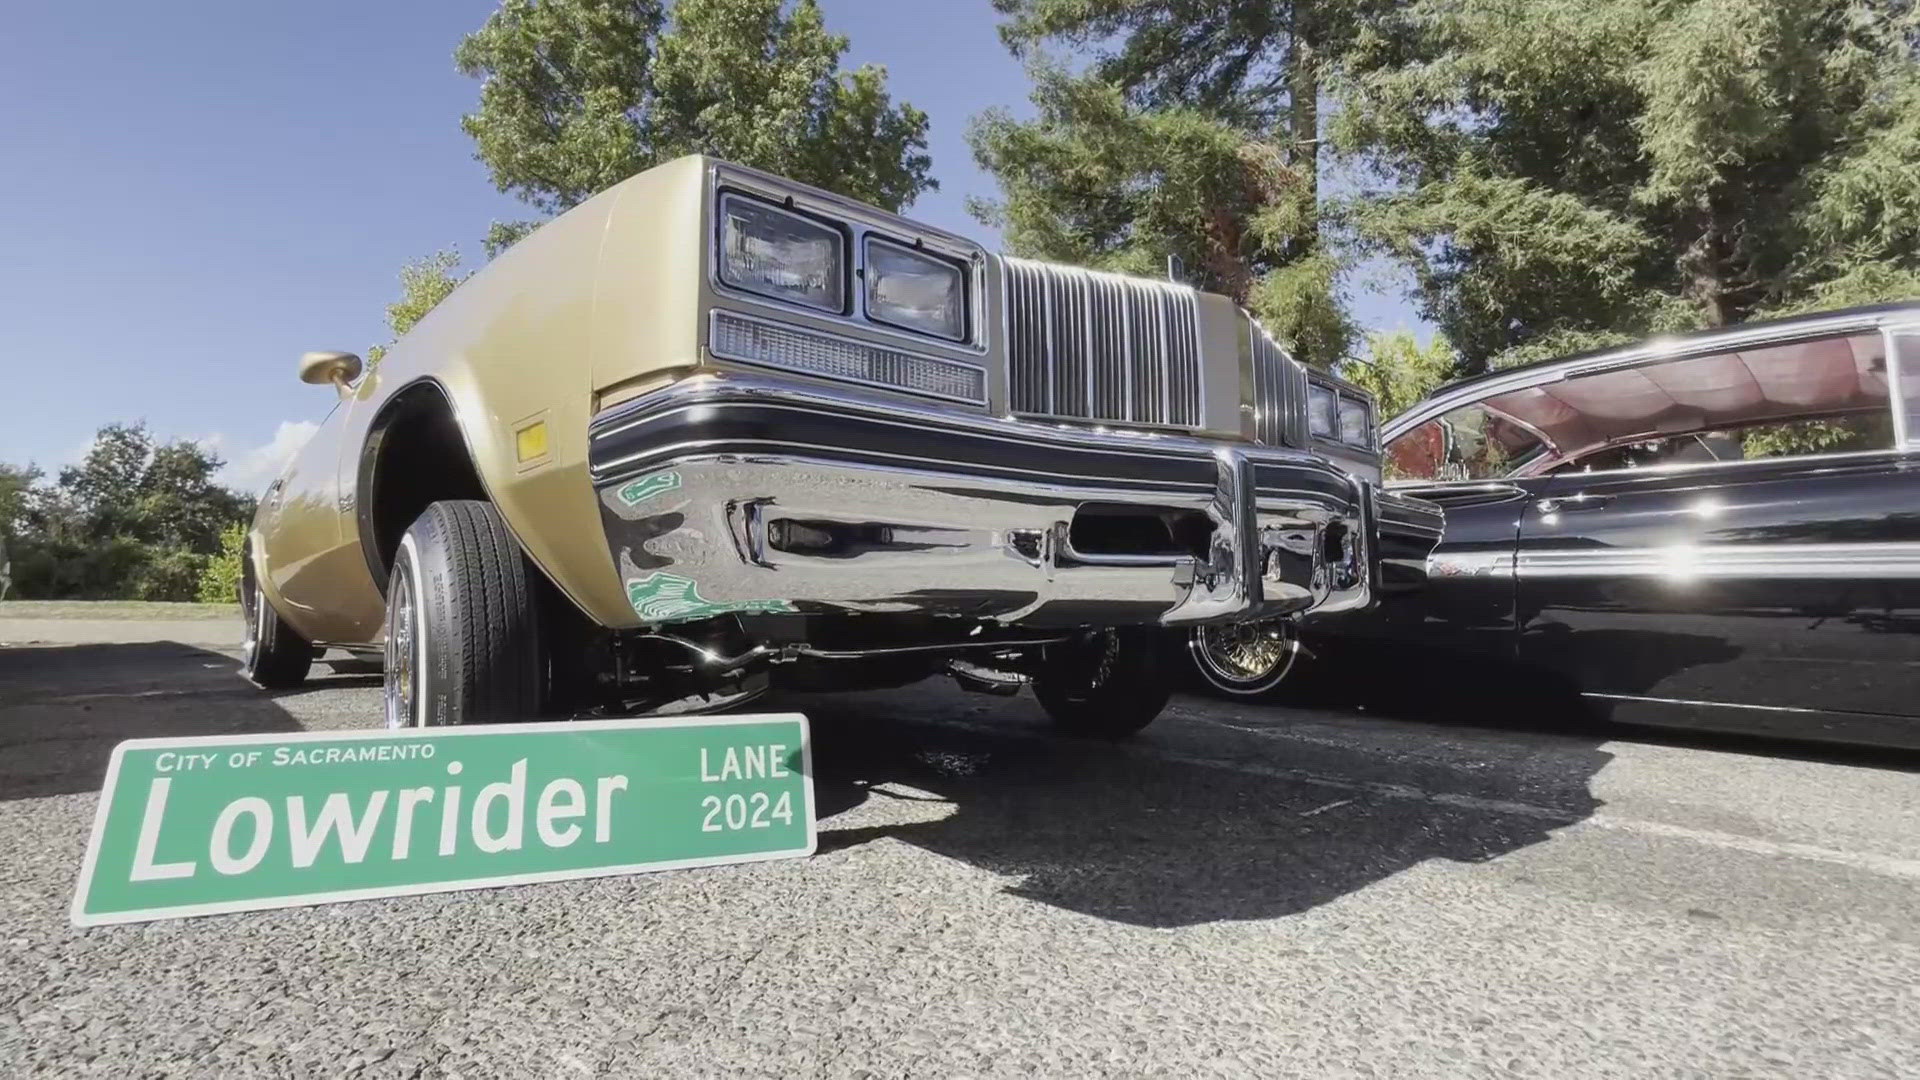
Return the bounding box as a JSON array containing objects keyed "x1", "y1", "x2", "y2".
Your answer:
[
  {"x1": 121, "y1": 760, "x2": 635, "y2": 881},
  {"x1": 699, "y1": 745, "x2": 792, "y2": 782},
  {"x1": 210, "y1": 797, "x2": 272, "y2": 876},
  {"x1": 595, "y1": 775, "x2": 628, "y2": 843},
  {"x1": 153, "y1": 752, "x2": 220, "y2": 774},
  {"x1": 700, "y1": 791, "x2": 796, "y2": 833},
  {"x1": 392, "y1": 787, "x2": 434, "y2": 860},
  {"x1": 269, "y1": 743, "x2": 437, "y2": 767},
  {"x1": 473, "y1": 759, "x2": 526, "y2": 855},
  {"x1": 439, "y1": 761, "x2": 465, "y2": 856},
  {"x1": 288, "y1": 791, "x2": 390, "y2": 868},
  {"x1": 536, "y1": 778, "x2": 586, "y2": 848},
  {"x1": 129, "y1": 779, "x2": 196, "y2": 881}
]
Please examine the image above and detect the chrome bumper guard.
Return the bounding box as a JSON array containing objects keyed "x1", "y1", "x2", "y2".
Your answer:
[{"x1": 586, "y1": 375, "x2": 1439, "y2": 629}]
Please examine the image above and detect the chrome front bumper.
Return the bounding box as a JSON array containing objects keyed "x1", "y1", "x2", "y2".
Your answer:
[{"x1": 586, "y1": 375, "x2": 1440, "y2": 630}]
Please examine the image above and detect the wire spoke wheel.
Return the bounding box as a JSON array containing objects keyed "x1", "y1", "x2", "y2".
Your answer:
[
  {"x1": 1191, "y1": 619, "x2": 1299, "y2": 696},
  {"x1": 383, "y1": 568, "x2": 417, "y2": 729}
]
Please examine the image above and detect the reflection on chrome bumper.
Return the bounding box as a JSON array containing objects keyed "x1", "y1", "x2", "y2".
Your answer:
[{"x1": 586, "y1": 375, "x2": 1437, "y2": 629}]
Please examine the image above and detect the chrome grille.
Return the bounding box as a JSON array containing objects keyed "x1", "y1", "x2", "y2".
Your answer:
[
  {"x1": 1003, "y1": 257, "x2": 1202, "y2": 428},
  {"x1": 1248, "y1": 315, "x2": 1309, "y2": 448}
]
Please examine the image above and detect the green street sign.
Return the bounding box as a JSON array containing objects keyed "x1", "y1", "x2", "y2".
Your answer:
[{"x1": 71, "y1": 714, "x2": 814, "y2": 927}]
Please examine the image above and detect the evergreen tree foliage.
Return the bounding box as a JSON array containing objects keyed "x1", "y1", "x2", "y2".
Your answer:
[
  {"x1": 1338, "y1": 0, "x2": 1920, "y2": 371},
  {"x1": 975, "y1": 1, "x2": 1384, "y2": 366}
]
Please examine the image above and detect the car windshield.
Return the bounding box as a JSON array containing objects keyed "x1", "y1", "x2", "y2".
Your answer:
[{"x1": 1387, "y1": 401, "x2": 1550, "y2": 481}]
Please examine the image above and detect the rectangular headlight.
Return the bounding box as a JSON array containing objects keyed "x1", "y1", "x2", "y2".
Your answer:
[
  {"x1": 711, "y1": 311, "x2": 986, "y2": 404},
  {"x1": 717, "y1": 194, "x2": 846, "y2": 313},
  {"x1": 1308, "y1": 384, "x2": 1338, "y2": 439},
  {"x1": 865, "y1": 237, "x2": 966, "y2": 341},
  {"x1": 1338, "y1": 395, "x2": 1371, "y2": 446}
]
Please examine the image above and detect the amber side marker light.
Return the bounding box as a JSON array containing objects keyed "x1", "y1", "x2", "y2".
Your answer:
[{"x1": 515, "y1": 420, "x2": 549, "y2": 463}]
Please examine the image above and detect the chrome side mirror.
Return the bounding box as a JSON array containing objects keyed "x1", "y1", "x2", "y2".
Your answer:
[{"x1": 299, "y1": 351, "x2": 362, "y2": 395}]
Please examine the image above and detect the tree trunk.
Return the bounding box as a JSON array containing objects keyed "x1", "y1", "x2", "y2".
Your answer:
[
  {"x1": 1205, "y1": 209, "x2": 1253, "y2": 305},
  {"x1": 1684, "y1": 201, "x2": 1729, "y2": 327},
  {"x1": 1288, "y1": 7, "x2": 1320, "y2": 256}
]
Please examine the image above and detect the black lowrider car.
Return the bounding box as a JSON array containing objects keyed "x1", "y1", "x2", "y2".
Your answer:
[{"x1": 1208, "y1": 303, "x2": 1920, "y2": 748}]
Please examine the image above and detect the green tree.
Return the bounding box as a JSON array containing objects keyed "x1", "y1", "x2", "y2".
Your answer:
[
  {"x1": 7, "y1": 424, "x2": 252, "y2": 601},
  {"x1": 133, "y1": 440, "x2": 251, "y2": 554},
  {"x1": 1739, "y1": 417, "x2": 1891, "y2": 460},
  {"x1": 973, "y1": 1, "x2": 1385, "y2": 366},
  {"x1": 0, "y1": 462, "x2": 40, "y2": 538},
  {"x1": 371, "y1": 0, "x2": 938, "y2": 363},
  {"x1": 991, "y1": 0, "x2": 1383, "y2": 225},
  {"x1": 196, "y1": 522, "x2": 247, "y2": 603},
  {"x1": 1339, "y1": 0, "x2": 1920, "y2": 372},
  {"x1": 366, "y1": 249, "x2": 469, "y2": 368},
  {"x1": 60, "y1": 423, "x2": 151, "y2": 538},
  {"x1": 455, "y1": 0, "x2": 934, "y2": 216},
  {"x1": 1341, "y1": 330, "x2": 1457, "y2": 419},
  {"x1": 971, "y1": 68, "x2": 1355, "y2": 364}
]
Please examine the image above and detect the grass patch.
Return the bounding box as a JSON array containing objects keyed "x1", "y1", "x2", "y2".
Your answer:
[{"x1": 0, "y1": 600, "x2": 241, "y2": 620}]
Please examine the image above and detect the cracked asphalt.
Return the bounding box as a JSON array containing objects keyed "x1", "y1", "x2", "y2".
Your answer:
[{"x1": 3, "y1": 614, "x2": 1919, "y2": 1077}]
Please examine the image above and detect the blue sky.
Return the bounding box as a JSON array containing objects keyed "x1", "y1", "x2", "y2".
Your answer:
[{"x1": 1, "y1": 0, "x2": 1424, "y2": 491}]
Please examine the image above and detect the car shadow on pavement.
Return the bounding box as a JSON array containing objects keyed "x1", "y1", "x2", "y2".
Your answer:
[
  {"x1": 0, "y1": 642, "x2": 302, "y2": 801},
  {"x1": 786, "y1": 686, "x2": 1613, "y2": 929}
]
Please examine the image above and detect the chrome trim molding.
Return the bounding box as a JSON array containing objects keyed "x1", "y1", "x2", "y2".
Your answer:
[
  {"x1": 1525, "y1": 447, "x2": 1907, "y2": 482},
  {"x1": 1387, "y1": 480, "x2": 1524, "y2": 497},
  {"x1": 1516, "y1": 542, "x2": 1920, "y2": 579},
  {"x1": 1428, "y1": 540, "x2": 1920, "y2": 581},
  {"x1": 1404, "y1": 447, "x2": 1905, "y2": 489}
]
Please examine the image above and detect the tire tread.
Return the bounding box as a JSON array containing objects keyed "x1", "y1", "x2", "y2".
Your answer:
[
  {"x1": 398, "y1": 500, "x2": 542, "y2": 723},
  {"x1": 1032, "y1": 629, "x2": 1170, "y2": 739}
]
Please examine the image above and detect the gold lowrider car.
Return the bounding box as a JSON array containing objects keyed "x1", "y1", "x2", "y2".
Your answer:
[{"x1": 244, "y1": 155, "x2": 1441, "y2": 736}]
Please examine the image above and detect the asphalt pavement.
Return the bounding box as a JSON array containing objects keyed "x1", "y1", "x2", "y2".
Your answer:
[{"x1": 3, "y1": 615, "x2": 1919, "y2": 1077}]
